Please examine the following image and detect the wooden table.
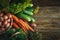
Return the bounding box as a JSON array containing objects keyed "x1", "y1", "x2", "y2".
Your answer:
[{"x1": 34, "y1": 7, "x2": 60, "y2": 40}]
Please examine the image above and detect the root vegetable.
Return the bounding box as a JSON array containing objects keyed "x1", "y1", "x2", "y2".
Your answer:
[
  {"x1": 0, "y1": 17, "x2": 4, "y2": 21},
  {"x1": 0, "y1": 12, "x2": 13, "y2": 34},
  {"x1": 30, "y1": 23, "x2": 37, "y2": 27},
  {"x1": 3, "y1": 20, "x2": 8, "y2": 25},
  {"x1": 1, "y1": 28, "x2": 5, "y2": 32},
  {"x1": 6, "y1": 23, "x2": 10, "y2": 28},
  {"x1": 13, "y1": 22, "x2": 19, "y2": 29},
  {"x1": 12, "y1": 15, "x2": 34, "y2": 32},
  {"x1": 7, "y1": 13, "x2": 12, "y2": 18},
  {"x1": 0, "y1": 22, "x2": 2, "y2": 26},
  {"x1": 7, "y1": 19, "x2": 10, "y2": 22},
  {"x1": 4, "y1": 15, "x2": 8, "y2": 20}
]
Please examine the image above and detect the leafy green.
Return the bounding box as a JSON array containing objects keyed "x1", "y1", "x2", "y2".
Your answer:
[
  {"x1": 0, "y1": 29, "x2": 15, "y2": 40},
  {"x1": 3, "y1": 0, "x2": 32, "y2": 14},
  {"x1": 0, "y1": 0, "x2": 11, "y2": 7},
  {"x1": 0, "y1": 28, "x2": 28, "y2": 40},
  {"x1": 33, "y1": 6, "x2": 40, "y2": 15},
  {"x1": 11, "y1": 28, "x2": 28, "y2": 40},
  {"x1": 28, "y1": 31, "x2": 41, "y2": 40}
]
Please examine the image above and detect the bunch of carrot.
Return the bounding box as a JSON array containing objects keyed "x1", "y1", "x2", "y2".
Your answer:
[{"x1": 12, "y1": 15, "x2": 34, "y2": 32}]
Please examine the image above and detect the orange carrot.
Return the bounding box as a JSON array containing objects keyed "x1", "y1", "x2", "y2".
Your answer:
[
  {"x1": 12, "y1": 15, "x2": 34, "y2": 32},
  {"x1": 12, "y1": 15, "x2": 19, "y2": 22},
  {"x1": 17, "y1": 22, "x2": 26, "y2": 32},
  {"x1": 12, "y1": 15, "x2": 26, "y2": 32},
  {"x1": 24, "y1": 22, "x2": 34, "y2": 32},
  {"x1": 23, "y1": 20, "x2": 34, "y2": 32},
  {"x1": 22, "y1": 19, "x2": 28, "y2": 23},
  {"x1": 28, "y1": 25, "x2": 34, "y2": 32},
  {"x1": 19, "y1": 19, "x2": 34, "y2": 32},
  {"x1": 19, "y1": 19, "x2": 29, "y2": 30},
  {"x1": 13, "y1": 22, "x2": 19, "y2": 29}
]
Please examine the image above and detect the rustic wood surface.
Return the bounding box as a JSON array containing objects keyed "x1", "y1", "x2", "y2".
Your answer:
[
  {"x1": 32, "y1": 0, "x2": 60, "y2": 6},
  {"x1": 34, "y1": 7, "x2": 60, "y2": 40}
]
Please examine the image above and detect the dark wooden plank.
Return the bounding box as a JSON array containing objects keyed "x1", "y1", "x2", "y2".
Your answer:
[
  {"x1": 34, "y1": 7, "x2": 60, "y2": 40},
  {"x1": 32, "y1": 0, "x2": 60, "y2": 6}
]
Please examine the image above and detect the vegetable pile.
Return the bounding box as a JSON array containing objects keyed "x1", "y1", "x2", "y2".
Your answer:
[
  {"x1": 0, "y1": 0, "x2": 39, "y2": 40},
  {"x1": 12, "y1": 15, "x2": 34, "y2": 32},
  {"x1": 0, "y1": 13, "x2": 13, "y2": 34}
]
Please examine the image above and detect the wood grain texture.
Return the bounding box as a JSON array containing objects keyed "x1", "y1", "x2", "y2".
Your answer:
[
  {"x1": 32, "y1": 0, "x2": 60, "y2": 6},
  {"x1": 34, "y1": 7, "x2": 60, "y2": 40}
]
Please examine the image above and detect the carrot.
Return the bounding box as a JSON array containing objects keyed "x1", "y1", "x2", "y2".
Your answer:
[
  {"x1": 12, "y1": 15, "x2": 26, "y2": 32},
  {"x1": 24, "y1": 22, "x2": 34, "y2": 32},
  {"x1": 22, "y1": 19, "x2": 28, "y2": 23},
  {"x1": 12, "y1": 15, "x2": 19, "y2": 22},
  {"x1": 12, "y1": 15, "x2": 34, "y2": 32},
  {"x1": 19, "y1": 19, "x2": 34, "y2": 32},
  {"x1": 28, "y1": 25, "x2": 34, "y2": 32},
  {"x1": 23, "y1": 20, "x2": 34, "y2": 32},
  {"x1": 18, "y1": 20, "x2": 26, "y2": 31},
  {"x1": 13, "y1": 22, "x2": 19, "y2": 29},
  {"x1": 17, "y1": 22, "x2": 26, "y2": 32},
  {"x1": 19, "y1": 19, "x2": 29, "y2": 30}
]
